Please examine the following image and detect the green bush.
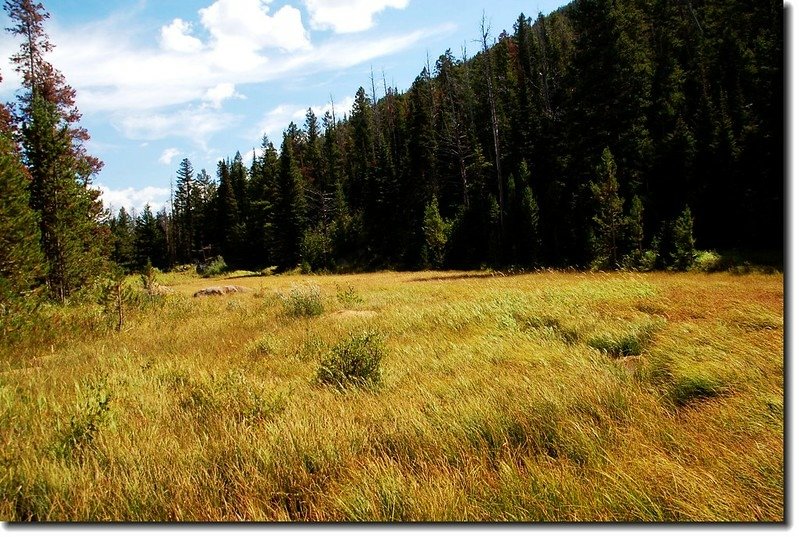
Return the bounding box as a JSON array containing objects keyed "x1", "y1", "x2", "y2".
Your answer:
[
  {"x1": 197, "y1": 256, "x2": 228, "y2": 278},
  {"x1": 693, "y1": 250, "x2": 723, "y2": 273},
  {"x1": 282, "y1": 283, "x2": 324, "y2": 318},
  {"x1": 317, "y1": 332, "x2": 384, "y2": 390}
]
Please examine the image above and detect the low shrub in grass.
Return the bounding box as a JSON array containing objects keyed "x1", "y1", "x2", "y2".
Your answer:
[
  {"x1": 670, "y1": 373, "x2": 728, "y2": 406},
  {"x1": 317, "y1": 331, "x2": 384, "y2": 390},
  {"x1": 197, "y1": 256, "x2": 228, "y2": 278},
  {"x1": 692, "y1": 250, "x2": 723, "y2": 273},
  {"x1": 588, "y1": 322, "x2": 662, "y2": 357},
  {"x1": 282, "y1": 284, "x2": 324, "y2": 317}
]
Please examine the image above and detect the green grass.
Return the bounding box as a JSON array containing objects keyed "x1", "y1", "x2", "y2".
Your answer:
[{"x1": 0, "y1": 270, "x2": 784, "y2": 521}]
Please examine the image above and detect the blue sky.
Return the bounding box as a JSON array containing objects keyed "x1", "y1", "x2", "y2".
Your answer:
[{"x1": 0, "y1": 0, "x2": 568, "y2": 214}]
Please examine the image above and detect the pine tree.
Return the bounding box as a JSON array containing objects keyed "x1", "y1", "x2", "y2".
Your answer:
[
  {"x1": 516, "y1": 162, "x2": 540, "y2": 266},
  {"x1": 422, "y1": 196, "x2": 449, "y2": 269},
  {"x1": 0, "y1": 118, "x2": 43, "y2": 297},
  {"x1": 274, "y1": 127, "x2": 307, "y2": 269},
  {"x1": 134, "y1": 204, "x2": 167, "y2": 270},
  {"x1": 671, "y1": 205, "x2": 696, "y2": 271},
  {"x1": 5, "y1": 0, "x2": 106, "y2": 300},
  {"x1": 109, "y1": 206, "x2": 136, "y2": 271},
  {"x1": 590, "y1": 148, "x2": 625, "y2": 269},
  {"x1": 172, "y1": 157, "x2": 195, "y2": 262}
]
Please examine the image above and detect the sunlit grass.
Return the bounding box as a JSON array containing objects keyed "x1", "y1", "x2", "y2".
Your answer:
[{"x1": 0, "y1": 270, "x2": 783, "y2": 521}]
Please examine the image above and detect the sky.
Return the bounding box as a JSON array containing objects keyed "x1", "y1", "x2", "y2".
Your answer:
[{"x1": 0, "y1": 0, "x2": 569, "y2": 215}]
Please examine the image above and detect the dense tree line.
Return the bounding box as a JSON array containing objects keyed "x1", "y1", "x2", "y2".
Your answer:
[{"x1": 112, "y1": 0, "x2": 780, "y2": 274}]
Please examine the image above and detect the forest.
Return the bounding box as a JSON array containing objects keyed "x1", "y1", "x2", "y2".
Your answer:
[{"x1": 1, "y1": 0, "x2": 784, "y2": 304}]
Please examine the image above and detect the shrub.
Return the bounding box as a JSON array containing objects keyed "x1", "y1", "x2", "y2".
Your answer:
[
  {"x1": 317, "y1": 331, "x2": 384, "y2": 390},
  {"x1": 197, "y1": 256, "x2": 228, "y2": 278},
  {"x1": 282, "y1": 284, "x2": 324, "y2": 318},
  {"x1": 693, "y1": 250, "x2": 723, "y2": 273}
]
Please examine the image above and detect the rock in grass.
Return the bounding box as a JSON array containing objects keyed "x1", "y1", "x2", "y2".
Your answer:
[{"x1": 193, "y1": 285, "x2": 252, "y2": 298}]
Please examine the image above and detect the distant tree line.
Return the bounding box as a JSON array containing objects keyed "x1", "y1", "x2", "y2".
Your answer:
[{"x1": 1, "y1": 0, "x2": 784, "y2": 315}]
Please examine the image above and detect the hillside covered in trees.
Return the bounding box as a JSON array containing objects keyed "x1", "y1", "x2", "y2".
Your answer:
[{"x1": 1, "y1": 0, "x2": 785, "y2": 307}]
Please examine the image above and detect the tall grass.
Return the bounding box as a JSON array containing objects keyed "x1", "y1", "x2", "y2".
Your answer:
[{"x1": 0, "y1": 270, "x2": 783, "y2": 521}]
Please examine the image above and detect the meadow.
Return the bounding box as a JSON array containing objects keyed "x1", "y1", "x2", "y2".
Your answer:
[{"x1": 0, "y1": 269, "x2": 784, "y2": 521}]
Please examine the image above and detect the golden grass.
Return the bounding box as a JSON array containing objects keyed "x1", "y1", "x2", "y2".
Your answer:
[{"x1": 0, "y1": 270, "x2": 784, "y2": 521}]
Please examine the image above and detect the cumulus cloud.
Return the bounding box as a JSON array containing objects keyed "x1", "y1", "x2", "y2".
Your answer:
[
  {"x1": 200, "y1": 0, "x2": 312, "y2": 56},
  {"x1": 158, "y1": 147, "x2": 182, "y2": 166},
  {"x1": 98, "y1": 184, "x2": 171, "y2": 214},
  {"x1": 303, "y1": 0, "x2": 410, "y2": 33},
  {"x1": 160, "y1": 18, "x2": 204, "y2": 53}
]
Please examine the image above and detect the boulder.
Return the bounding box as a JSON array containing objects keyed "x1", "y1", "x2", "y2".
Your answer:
[{"x1": 193, "y1": 285, "x2": 252, "y2": 298}]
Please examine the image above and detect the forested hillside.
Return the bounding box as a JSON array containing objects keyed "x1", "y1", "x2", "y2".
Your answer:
[{"x1": 113, "y1": 0, "x2": 779, "y2": 274}]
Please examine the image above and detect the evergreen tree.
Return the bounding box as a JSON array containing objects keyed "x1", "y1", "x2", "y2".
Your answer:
[
  {"x1": 109, "y1": 206, "x2": 136, "y2": 271},
  {"x1": 6, "y1": 0, "x2": 106, "y2": 300},
  {"x1": 172, "y1": 157, "x2": 195, "y2": 263},
  {"x1": 134, "y1": 204, "x2": 167, "y2": 270},
  {"x1": 422, "y1": 196, "x2": 449, "y2": 269},
  {"x1": 0, "y1": 122, "x2": 43, "y2": 296},
  {"x1": 590, "y1": 148, "x2": 625, "y2": 269},
  {"x1": 274, "y1": 127, "x2": 307, "y2": 269},
  {"x1": 671, "y1": 205, "x2": 696, "y2": 270}
]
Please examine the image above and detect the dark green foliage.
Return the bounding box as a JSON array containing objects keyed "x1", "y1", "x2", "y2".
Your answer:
[
  {"x1": 274, "y1": 128, "x2": 307, "y2": 270},
  {"x1": 109, "y1": 207, "x2": 136, "y2": 272},
  {"x1": 670, "y1": 206, "x2": 696, "y2": 270},
  {"x1": 590, "y1": 148, "x2": 625, "y2": 269},
  {"x1": 317, "y1": 332, "x2": 384, "y2": 390},
  {"x1": 142, "y1": 2, "x2": 781, "y2": 273},
  {"x1": 0, "y1": 130, "x2": 43, "y2": 295},
  {"x1": 197, "y1": 255, "x2": 227, "y2": 278},
  {"x1": 22, "y1": 95, "x2": 108, "y2": 300},
  {"x1": 5, "y1": 1, "x2": 108, "y2": 301}
]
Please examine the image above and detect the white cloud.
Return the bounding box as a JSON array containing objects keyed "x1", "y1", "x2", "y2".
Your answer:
[
  {"x1": 116, "y1": 108, "x2": 239, "y2": 148},
  {"x1": 202, "y1": 82, "x2": 243, "y2": 109},
  {"x1": 160, "y1": 18, "x2": 204, "y2": 53},
  {"x1": 254, "y1": 95, "x2": 354, "y2": 140},
  {"x1": 0, "y1": 1, "x2": 453, "y2": 151},
  {"x1": 200, "y1": 0, "x2": 311, "y2": 56},
  {"x1": 303, "y1": 0, "x2": 410, "y2": 33},
  {"x1": 158, "y1": 147, "x2": 182, "y2": 166},
  {"x1": 98, "y1": 184, "x2": 171, "y2": 214}
]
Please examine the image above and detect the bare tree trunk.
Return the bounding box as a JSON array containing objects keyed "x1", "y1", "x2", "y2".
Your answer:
[{"x1": 481, "y1": 14, "x2": 504, "y2": 236}]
